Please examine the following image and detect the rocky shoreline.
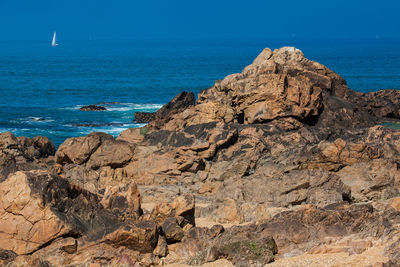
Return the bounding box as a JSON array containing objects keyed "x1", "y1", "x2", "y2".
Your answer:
[{"x1": 1, "y1": 47, "x2": 400, "y2": 267}]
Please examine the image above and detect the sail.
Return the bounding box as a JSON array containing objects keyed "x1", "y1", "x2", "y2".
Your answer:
[{"x1": 52, "y1": 32, "x2": 58, "y2": 46}]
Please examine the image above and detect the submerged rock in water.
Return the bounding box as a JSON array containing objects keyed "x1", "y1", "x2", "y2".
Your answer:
[
  {"x1": 79, "y1": 104, "x2": 107, "y2": 111},
  {"x1": 30, "y1": 117, "x2": 45, "y2": 121},
  {"x1": 72, "y1": 122, "x2": 125, "y2": 127}
]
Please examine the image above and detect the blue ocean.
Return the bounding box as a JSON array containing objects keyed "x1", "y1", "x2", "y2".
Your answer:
[{"x1": 0, "y1": 38, "x2": 399, "y2": 146}]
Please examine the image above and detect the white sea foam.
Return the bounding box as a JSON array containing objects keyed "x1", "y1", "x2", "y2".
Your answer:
[
  {"x1": 106, "y1": 103, "x2": 164, "y2": 112},
  {"x1": 61, "y1": 103, "x2": 163, "y2": 112},
  {"x1": 106, "y1": 107, "x2": 134, "y2": 112},
  {"x1": 128, "y1": 103, "x2": 164, "y2": 110},
  {"x1": 75, "y1": 123, "x2": 145, "y2": 137},
  {"x1": 26, "y1": 117, "x2": 55, "y2": 123}
]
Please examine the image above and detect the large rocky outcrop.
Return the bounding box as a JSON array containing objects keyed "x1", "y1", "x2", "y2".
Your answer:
[
  {"x1": 0, "y1": 170, "x2": 160, "y2": 265},
  {"x1": 2, "y1": 47, "x2": 400, "y2": 266},
  {"x1": 149, "y1": 47, "x2": 379, "y2": 131}
]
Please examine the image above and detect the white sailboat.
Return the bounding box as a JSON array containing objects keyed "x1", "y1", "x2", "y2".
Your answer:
[{"x1": 51, "y1": 31, "x2": 58, "y2": 47}]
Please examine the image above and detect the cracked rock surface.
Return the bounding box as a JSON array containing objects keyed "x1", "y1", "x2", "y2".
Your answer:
[{"x1": 1, "y1": 47, "x2": 400, "y2": 266}]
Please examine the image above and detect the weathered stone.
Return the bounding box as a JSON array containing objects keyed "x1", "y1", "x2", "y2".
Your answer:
[
  {"x1": 79, "y1": 105, "x2": 106, "y2": 111},
  {"x1": 162, "y1": 217, "x2": 184, "y2": 243},
  {"x1": 149, "y1": 91, "x2": 195, "y2": 129},
  {"x1": 134, "y1": 112, "x2": 155, "y2": 123},
  {"x1": 0, "y1": 171, "x2": 74, "y2": 254},
  {"x1": 153, "y1": 235, "x2": 168, "y2": 257},
  {"x1": 56, "y1": 132, "x2": 136, "y2": 194},
  {"x1": 100, "y1": 182, "x2": 143, "y2": 220},
  {"x1": 0, "y1": 132, "x2": 55, "y2": 181},
  {"x1": 104, "y1": 220, "x2": 158, "y2": 253}
]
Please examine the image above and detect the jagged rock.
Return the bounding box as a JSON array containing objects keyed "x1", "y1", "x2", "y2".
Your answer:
[
  {"x1": 153, "y1": 235, "x2": 168, "y2": 257},
  {"x1": 149, "y1": 194, "x2": 195, "y2": 227},
  {"x1": 0, "y1": 171, "x2": 76, "y2": 255},
  {"x1": 337, "y1": 159, "x2": 400, "y2": 201},
  {"x1": 104, "y1": 220, "x2": 158, "y2": 253},
  {"x1": 172, "y1": 225, "x2": 277, "y2": 266},
  {"x1": 100, "y1": 182, "x2": 143, "y2": 221},
  {"x1": 154, "y1": 47, "x2": 376, "y2": 131},
  {"x1": 117, "y1": 127, "x2": 145, "y2": 144},
  {"x1": 134, "y1": 112, "x2": 155, "y2": 123},
  {"x1": 0, "y1": 170, "x2": 147, "y2": 256},
  {"x1": 0, "y1": 170, "x2": 165, "y2": 266},
  {"x1": 72, "y1": 122, "x2": 124, "y2": 127},
  {"x1": 358, "y1": 89, "x2": 400, "y2": 119},
  {"x1": 56, "y1": 132, "x2": 104, "y2": 165},
  {"x1": 4, "y1": 47, "x2": 400, "y2": 266},
  {"x1": 0, "y1": 132, "x2": 55, "y2": 181},
  {"x1": 79, "y1": 105, "x2": 106, "y2": 111},
  {"x1": 162, "y1": 217, "x2": 184, "y2": 243},
  {"x1": 148, "y1": 91, "x2": 195, "y2": 129},
  {"x1": 55, "y1": 132, "x2": 136, "y2": 194}
]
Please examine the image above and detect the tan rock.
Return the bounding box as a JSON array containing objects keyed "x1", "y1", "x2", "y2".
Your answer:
[
  {"x1": 0, "y1": 171, "x2": 72, "y2": 255},
  {"x1": 117, "y1": 127, "x2": 145, "y2": 144},
  {"x1": 386, "y1": 197, "x2": 400, "y2": 211},
  {"x1": 100, "y1": 182, "x2": 143, "y2": 220},
  {"x1": 104, "y1": 220, "x2": 158, "y2": 253}
]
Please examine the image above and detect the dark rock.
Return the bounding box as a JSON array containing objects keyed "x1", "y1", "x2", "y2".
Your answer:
[
  {"x1": 185, "y1": 226, "x2": 277, "y2": 266},
  {"x1": 153, "y1": 235, "x2": 168, "y2": 257},
  {"x1": 216, "y1": 236, "x2": 277, "y2": 267},
  {"x1": 149, "y1": 91, "x2": 195, "y2": 129},
  {"x1": 104, "y1": 220, "x2": 158, "y2": 253},
  {"x1": 25, "y1": 171, "x2": 121, "y2": 240},
  {"x1": 363, "y1": 89, "x2": 400, "y2": 119},
  {"x1": 162, "y1": 217, "x2": 184, "y2": 243},
  {"x1": 72, "y1": 122, "x2": 125, "y2": 127},
  {"x1": 0, "y1": 132, "x2": 55, "y2": 181},
  {"x1": 79, "y1": 105, "x2": 106, "y2": 111},
  {"x1": 32, "y1": 136, "x2": 56, "y2": 157},
  {"x1": 0, "y1": 249, "x2": 17, "y2": 262},
  {"x1": 134, "y1": 112, "x2": 155, "y2": 123},
  {"x1": 30, "y1": 117, "x2": 45, "y2": 121}
]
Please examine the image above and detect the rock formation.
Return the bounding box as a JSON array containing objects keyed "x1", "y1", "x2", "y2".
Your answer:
[
  {"x1": 1, "y1": 47, "x2": 400, "y2": 266},
  {"x1": 79, "y1": 105, "x2": 107, "y2": 111},
  {"x1": 134, "y1": 112, "x2": 156, "y2": 123}
]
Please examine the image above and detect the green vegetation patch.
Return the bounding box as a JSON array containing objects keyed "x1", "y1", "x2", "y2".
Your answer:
[{"x1": 139, "y1": 127, "x2": 149, "y2": 136}]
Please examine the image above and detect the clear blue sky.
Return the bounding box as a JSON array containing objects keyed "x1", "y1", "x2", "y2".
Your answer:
[{"x1": 0, "y1": 0, "x2": 399, "y2": 40}]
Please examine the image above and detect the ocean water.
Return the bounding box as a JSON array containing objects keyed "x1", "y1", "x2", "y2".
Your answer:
[{"x1": 0, "y1": 38, "x2": 399, "y2": 146}]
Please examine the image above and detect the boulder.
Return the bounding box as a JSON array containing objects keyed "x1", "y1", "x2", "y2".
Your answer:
[
  {"x1": 55, "y1": 132, "x2": 136, "y2": 194},
  {"x1": 117, "y1": 127, "x2": 145, "y2": 144},
  {"x1": 162, "y1": 217, "x2": 184, "y2": 243},
  {"x1": 104, "y1": 220, "x2": 158, "y2": 253},
  {"x1": 150, "y1": 194, "x2": 195, "y2": 227},
  {"x1": 100, "y1": 182, "x2": 143, "y2": 220},
  {"x1": 0, "y1": 171, "x2": 76, "y2": 255},
  {"x1": 0, "y1": 132, "x2": 55, "y2": 181}
]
